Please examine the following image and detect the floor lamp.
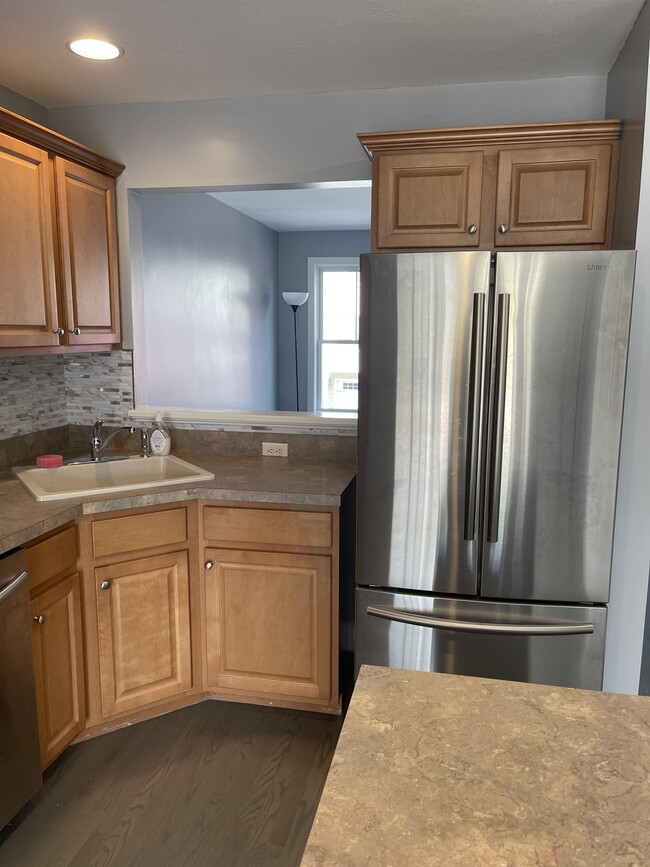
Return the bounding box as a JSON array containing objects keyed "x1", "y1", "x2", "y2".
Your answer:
[{"x1": 282, "y1": 292, "x2": 309, "y2": 411}]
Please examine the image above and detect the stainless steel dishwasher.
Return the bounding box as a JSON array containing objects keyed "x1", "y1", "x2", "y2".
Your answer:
[{"x1": 0, "y1": 549, "x2": 42, "y2": 827}]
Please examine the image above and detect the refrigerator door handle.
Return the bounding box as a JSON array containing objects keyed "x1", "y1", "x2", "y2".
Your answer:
[
  {"x1": 487, "y1": 292, "x2": 510, "y2": 543},
  {"x1": 366, "y1": 605, "x2": 595, "y2": 635},
  {"x1": 464, "y1": 292, "x2": 486, "y2": 541}
]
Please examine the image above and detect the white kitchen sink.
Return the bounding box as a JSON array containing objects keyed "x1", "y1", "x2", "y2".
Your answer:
[{"x1": 13, "y1": 455, "x2": 215, "y2": 501}]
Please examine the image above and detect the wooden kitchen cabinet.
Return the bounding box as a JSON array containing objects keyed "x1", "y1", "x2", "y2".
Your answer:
[
  {"x1": 359, "y1": 120, "x2": 621, "y2": 251},
  {"x1": 374, "y1": 150, "x2": 483, "y2": 248},
  {"x1": 204, "y1": 548, "x2": 333, "y2": 703},
  {"x1": 78, "y1": 503, "x2": 200, "y2": 728},
  {"x1": 0, "y1": 107, "x2": 124, "y2": 351},
  {"x1": 54, "y1": 158, "x2": 121, "y2": 345},
  {"x1": 201, "y1": 503, "x2": 339, "y2": 711},
  {"x1": 0, "y1": 133, "x2": 59, "y2": 347},
  {"x1": 26, "y1": 523, "x2": 85, "y2": 768},
  {"x1": 95, "y1": 550, "x2": 192, "y2": 718},
  {"x1": 494, "y1": 144, "x2": 613, "y2": 246},
  {"x1": 30, "y1": 573, "x2": 85, "y2": 769}
]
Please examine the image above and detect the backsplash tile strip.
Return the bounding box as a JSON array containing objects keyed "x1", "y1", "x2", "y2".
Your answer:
[
  {"x1": 0, "y1": 356, "x2": 66, "y2": 438},
  {"x1": 0, "y1": 350, "x2": 135, "y2": 442}
]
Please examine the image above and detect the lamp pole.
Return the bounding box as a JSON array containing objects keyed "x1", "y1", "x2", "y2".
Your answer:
[
  {"x1": 290, "y1": 304, "x2": 300, "y2": 411},
  {"x1": 281, "y1": 292, "x2": 309, "y2": 412}
]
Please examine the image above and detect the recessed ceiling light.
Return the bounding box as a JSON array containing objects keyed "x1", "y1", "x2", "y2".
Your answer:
[{"x1": 67, "y1": 38, "x2": 123, "y2": 61}]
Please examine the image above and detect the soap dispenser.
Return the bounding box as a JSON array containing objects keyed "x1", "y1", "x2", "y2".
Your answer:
[{"x1": 150, "y1": 412, "x2": 171, "y2": 456}]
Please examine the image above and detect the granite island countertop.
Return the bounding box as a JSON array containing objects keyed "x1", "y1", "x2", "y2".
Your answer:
[
  {"x1": 0, "y1": 453, "x2": 356, "y2": 553},
  {"x1": 302, "y1": 666, "x2": 650, "y2": 867}
]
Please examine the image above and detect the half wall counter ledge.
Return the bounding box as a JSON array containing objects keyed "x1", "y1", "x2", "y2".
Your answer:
[
  {"x1": 127, "y1": 408, "x2": 357, "y2": 436},
  {"x1": 301, "y1": 666, "x2": 650, "y2": 867}
]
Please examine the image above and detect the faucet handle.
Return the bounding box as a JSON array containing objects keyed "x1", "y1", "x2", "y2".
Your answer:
[{"x1": 93, "y1": 419, "x2": 105, "y2": 437}]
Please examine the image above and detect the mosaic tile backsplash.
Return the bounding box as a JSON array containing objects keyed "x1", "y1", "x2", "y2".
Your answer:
[{"x1": 0, "y1": 351, "x2": 134, "y2": 440}]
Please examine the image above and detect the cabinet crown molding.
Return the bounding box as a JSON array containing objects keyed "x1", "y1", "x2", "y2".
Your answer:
[
  {"x1": 357, "y1": 119, "x2": 623, "y2": 157},
  {"x1": 0, "y1": 107, "x2": 124, "y2": 178}
]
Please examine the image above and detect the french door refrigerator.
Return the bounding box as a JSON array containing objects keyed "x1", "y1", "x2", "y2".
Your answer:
[{"x1": 356, "y1": 250, "x2": 636, "y2": 690}]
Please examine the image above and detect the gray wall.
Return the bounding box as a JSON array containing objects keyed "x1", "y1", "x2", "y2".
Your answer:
[
  {"x1": 277, "y1": 231, "x2": 370, "y2": 411},
  {"x1": 137, "y1": 193, "x2": 278, "y2": 410},
  {"x1": 604, "y1": 1, "x2": 650, "y2": 694},
  {"x1": 0, "y1": 84, "x2": 48, "y2": 125},
  {"x1": 46, "y1": 75, "x2": 607, "y2": 349}
]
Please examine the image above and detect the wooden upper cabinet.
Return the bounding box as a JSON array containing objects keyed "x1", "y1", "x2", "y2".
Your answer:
[
  {"x1": 359, "y1": 121, "x2": 621, "y2": 251},
  {"x1": 375, "y1": 151, "x2": 483, "y2": 248},
  {"x1": 0, "y1": 134, "x2": 59, "y2": 347},
  {"x1": 0, "y1": 107, "x2": 124, "y2": 351},
  {"x1": 55, "y1": 159, "x2": 121, "y2": 345},
  {"x1": 494, "y1": 144, "x2": 613, "y2": 246}
]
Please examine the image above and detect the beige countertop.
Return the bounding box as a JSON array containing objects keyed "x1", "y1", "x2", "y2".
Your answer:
[
  {"x1": 0, "y1": 453, "x2": 356, "y2": 553},
  {"x1": 302, "y1": 666, "x2": 650, "y2": 867}
]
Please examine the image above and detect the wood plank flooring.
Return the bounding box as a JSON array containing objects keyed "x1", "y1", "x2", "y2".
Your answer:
[{"x1": 0, "y1": 700, "x2": 343, "y2": 867}]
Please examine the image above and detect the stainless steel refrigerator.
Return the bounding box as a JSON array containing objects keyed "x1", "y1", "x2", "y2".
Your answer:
[{"x1": 356, "y1": 250, "x2": 636, "y2": 690}]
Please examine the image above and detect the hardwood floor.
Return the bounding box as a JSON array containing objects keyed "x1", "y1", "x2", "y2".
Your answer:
[{"x1": 0, "y1": 700, "x2": 343, "y2": 866}]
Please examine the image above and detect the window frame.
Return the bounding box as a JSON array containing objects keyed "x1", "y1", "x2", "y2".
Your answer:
[{"x1": 307, "y1": 257, "x2": 360, "y2": 414}]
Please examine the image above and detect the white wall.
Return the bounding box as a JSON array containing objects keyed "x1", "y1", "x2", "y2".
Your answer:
[
  {"x1": 47, "y1": 76, "x2": 607, "y2": 347},
  {"x1": 604, "y1": 1, "x2": 650, "y2": 694}
]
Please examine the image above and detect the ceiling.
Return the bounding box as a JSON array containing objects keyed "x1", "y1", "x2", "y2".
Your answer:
[
  {"x1": 0, "y1": 0, "x2": 644, "y2": 109},
  {"x1": 208, "y1": 183, "x2": 371, "y2": 232}
]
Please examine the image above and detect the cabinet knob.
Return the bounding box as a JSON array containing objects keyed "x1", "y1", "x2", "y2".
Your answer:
[
  {"x1": 100, "y1": 580, "x2": 111, "y2": 590},
  {"x1": 204, "y1": 561, "x2": 214, "y2": 571},
  {"x1": 498, "y1": 224, "x2": 509, "y2": 234},
  {"x1": 467, "y1": 224, "x2": 478, "y2": 235},
  {"x1": 33, "y1": 614, "x2": 46, "y2": 625},
  {"x1": 52, "y1": 327, "x2": 65, "y2": 336},
  {"x1": 70, "y1": 326, "x2": 82, "y2": 335}
]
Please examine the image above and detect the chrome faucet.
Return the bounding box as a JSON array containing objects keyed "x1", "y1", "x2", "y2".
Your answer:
[
  {"x1": 140, "y1": 427, "x2": 150, "y2": 458},
  {"x1": 90, "y1": 420, "x2": 136, "y2": 462}
]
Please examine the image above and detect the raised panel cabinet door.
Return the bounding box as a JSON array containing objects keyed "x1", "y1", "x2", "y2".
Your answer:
[
  {"x1": 0, "y1": 133, "x2": 60, "y2": 346},
  {"x1": 96, "y1": 551, "x2": 192, "y2": 718},
  {"x1": 205, "y1": 548, "x2": 332, "y2": 703},
  {"x1": 494, "y1": 144, "x2": 613, "y2": 246},
  {"x1": 31, "y1": 573, "x2": 85, "y2": 768},
  {"x1": 54, "y1": 157, "x2": 121, "y2": 345},
  {"x1": 375, "y1": 151, "x2": 483, "y2": 249}
]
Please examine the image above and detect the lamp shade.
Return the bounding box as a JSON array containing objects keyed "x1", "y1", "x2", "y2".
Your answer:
[{"x1": 282, "y1": 291, "x2": 309, "y2": 307}]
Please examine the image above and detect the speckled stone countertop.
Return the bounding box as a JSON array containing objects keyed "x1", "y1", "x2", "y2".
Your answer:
[
  {"x1": 302, "y1": 666, "x2": 650, "y2": 867},
  {"x1": 0, "y1": 454, "x2": 356, "y2": 553}
]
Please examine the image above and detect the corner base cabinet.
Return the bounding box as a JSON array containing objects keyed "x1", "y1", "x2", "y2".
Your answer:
[
  {"x1": 201, "y1": 503, "x2": 340, "y2": 712},
  {"x1": 95, "y1": 550, "x2": 192, "y2": 718},
  {"x1": 205, "y1": 549, "x2": 333, "y2": 703}
]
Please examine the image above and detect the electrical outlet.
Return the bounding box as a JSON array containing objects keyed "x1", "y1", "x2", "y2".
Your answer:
[{"x1": 262, "y1": 442, "x2": 288, "y2": 457}]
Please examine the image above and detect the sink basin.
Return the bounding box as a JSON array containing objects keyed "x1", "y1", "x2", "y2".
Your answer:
[{"x1": 13, "y1": 455, "x2": 215, "y2": 501}]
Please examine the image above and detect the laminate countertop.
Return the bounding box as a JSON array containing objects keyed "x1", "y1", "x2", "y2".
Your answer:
[
  {"x1": 302, "y1": 666, "x2": 650, "y2": 867},
  {"x1": 0, "y1": 454, "x2": 356, "y2": 553}
]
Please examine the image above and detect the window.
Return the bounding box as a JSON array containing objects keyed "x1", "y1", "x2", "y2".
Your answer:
[{"x1": 308, "y1": 258, "x2": 360, "y2": 414}]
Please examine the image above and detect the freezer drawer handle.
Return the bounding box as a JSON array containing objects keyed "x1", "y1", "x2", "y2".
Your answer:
[
  {"x1": 0, "y1": 570, "x2": 28, "y2": 603},
  {"x1": 464, "y1": 292, "x2": 485, "y2": 540},
  {"x1": 366, "y1": 605, "x2": 594, "y2": 635}
]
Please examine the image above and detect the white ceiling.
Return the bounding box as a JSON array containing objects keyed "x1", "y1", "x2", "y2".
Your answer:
[
  {"x1": 0, "y1": 0, "x2": 644, "y2": 109},
  {"x1": 208, "y1": 183, "x2": 371, "y2": 232}
]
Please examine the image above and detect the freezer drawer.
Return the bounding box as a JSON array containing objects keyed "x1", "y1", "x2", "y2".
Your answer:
[{"x1": 356, "y1": 588, "x2": 607, "y2": 690}]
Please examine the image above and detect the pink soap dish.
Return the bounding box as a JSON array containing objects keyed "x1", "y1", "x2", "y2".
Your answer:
[{"x1": 36, "y1": 454, "x2": 64, "y2": 469}]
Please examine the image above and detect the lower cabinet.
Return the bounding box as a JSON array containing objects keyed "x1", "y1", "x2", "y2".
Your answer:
[
  {"x1": 204, "y1": 548, "x2": 333, "y2": 704},
  {"x1": 95, "y1": 550, "x2": 192, "y2": 718},
  {"x1": 30, "y1": 572, "x2": 85, "y2": 768}
]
